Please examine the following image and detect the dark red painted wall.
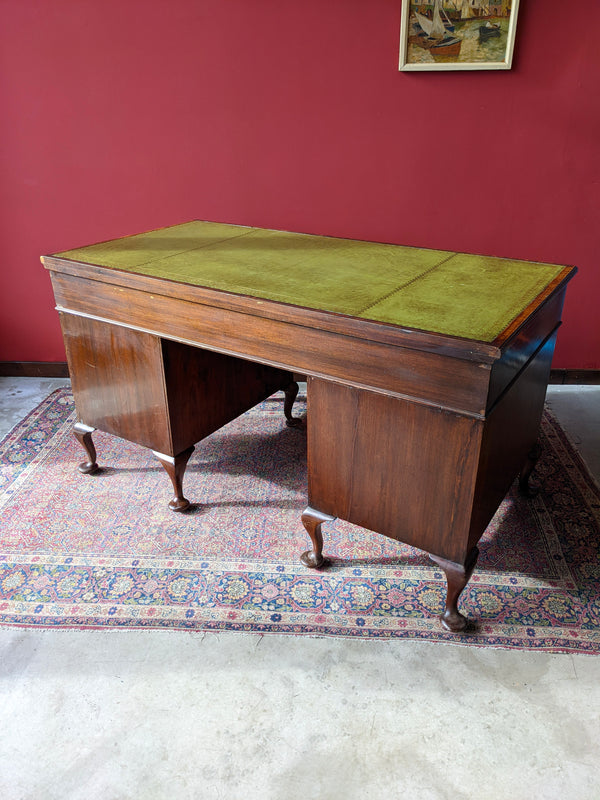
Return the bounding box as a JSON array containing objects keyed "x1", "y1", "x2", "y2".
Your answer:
[{"x1": 1, "y1": 0, "x2": 598, "y2": 367}]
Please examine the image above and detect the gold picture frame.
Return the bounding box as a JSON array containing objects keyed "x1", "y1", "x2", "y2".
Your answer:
[{"x1": 399, "y1": 0, "x2": 520, "y2": 71}]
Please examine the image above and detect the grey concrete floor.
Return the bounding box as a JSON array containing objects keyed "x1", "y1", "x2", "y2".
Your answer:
[{"x1": 0, "y1": 377, "x2": 599, "y2": 800}]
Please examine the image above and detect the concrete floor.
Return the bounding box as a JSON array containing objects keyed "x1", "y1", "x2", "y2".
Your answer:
[{"x1": 0, "y1": 377, "x2": 599, "y2": 800}]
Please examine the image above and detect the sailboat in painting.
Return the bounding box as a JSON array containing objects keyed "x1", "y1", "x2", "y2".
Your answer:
[{"x1": 411, "y1": 0, "x2": 462, "y2": 57}]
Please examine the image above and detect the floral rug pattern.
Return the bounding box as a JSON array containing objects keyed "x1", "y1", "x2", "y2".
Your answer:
[{"x1": 1, "y1": 389, "x2": 599, "y2": 653}]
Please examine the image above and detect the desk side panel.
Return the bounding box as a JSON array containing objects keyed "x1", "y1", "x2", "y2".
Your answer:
[
  {"x1": 307, "y1": 379, "x2": 483, "y2": 564},
  {"x1": 60, "y1": 312, "x2": 173, "y2": 453},
  {"x1": 468, "y1": 330, "x2": 558, "y2": 549}
]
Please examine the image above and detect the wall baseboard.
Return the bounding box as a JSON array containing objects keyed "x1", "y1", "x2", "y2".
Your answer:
[
  {"x1": 549, "y1": 369, "x2": 600, "y2": 385},
  {"x1": 0, "y1": 362, "x2": 69, "y2": 378},
  {"x1": 1, "y1": 362, "x2": 599, "y2": 384}
]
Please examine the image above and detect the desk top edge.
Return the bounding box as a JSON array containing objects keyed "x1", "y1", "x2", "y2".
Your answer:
[{"x1": 41, "y1": 220, "x2": 576, "y2": 352}]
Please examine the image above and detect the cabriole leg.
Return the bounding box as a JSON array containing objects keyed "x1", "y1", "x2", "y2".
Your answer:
[
  {"x1": 153, "y1": 446, "x2": 195, "y2": 512},
  {"x1": 430, "y1": 547, "x2": 479, "y2": 632},
  {"x1": 519, "y1": 443, "x2": 541, "y2": 497},
  {"x1": 283, "y1": 380, "x2": 304, "y2": 429},
  {"x1": 300, "y1": 506, "x2": 334, "y2": 568},
  {"x1": 73, "y1": 422, "x2": 99, "y2": 474}
]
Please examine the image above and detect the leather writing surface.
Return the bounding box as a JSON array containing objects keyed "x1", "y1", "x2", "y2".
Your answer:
[{"x1": 55, "y1": 221, "x2": 565, "y2": 343}]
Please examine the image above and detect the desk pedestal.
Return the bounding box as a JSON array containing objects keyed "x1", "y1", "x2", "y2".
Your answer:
[
  {"x1": 301, "y1": 329, "x2": 556, "y2": 630},
  {"x1": 61, "y1": 313, "x2": 296, "y2": 511}
]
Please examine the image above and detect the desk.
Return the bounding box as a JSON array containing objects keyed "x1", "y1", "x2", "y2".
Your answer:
[{"x1": 42, "y1": 221, "x2": 576, "y2": 631}]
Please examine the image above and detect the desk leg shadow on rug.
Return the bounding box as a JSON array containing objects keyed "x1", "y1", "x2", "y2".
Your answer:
[{"x1": 1, "y1": 389, "x2": 599, "y2": 653}]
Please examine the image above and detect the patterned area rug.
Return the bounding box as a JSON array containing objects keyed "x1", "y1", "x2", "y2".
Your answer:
[{"x1": 1, "y1": 389, "x2": 599, "y2": 653}]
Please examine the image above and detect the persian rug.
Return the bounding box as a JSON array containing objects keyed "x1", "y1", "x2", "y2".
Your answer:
[{"x1": 1, "y1": 388, "x2": 599, "y2": 653}]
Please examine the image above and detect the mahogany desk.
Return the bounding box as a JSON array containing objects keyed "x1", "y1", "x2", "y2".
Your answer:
[{"x1": 42, "y1": 222, "x2": 576, "y2": 631}]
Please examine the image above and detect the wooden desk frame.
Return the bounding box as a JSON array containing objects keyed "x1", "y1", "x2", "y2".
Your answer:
[{"x1": 42, "y1": 252, "x2": 576, "y2": 631}]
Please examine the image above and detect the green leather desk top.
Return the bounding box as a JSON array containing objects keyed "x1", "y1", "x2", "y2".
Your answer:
[{"x1": 54, "y1": 221, "x2": 566, "y2": 343}]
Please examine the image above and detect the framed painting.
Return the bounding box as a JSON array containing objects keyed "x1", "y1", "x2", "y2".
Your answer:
[{"x1": 399, "y1": 0, "x2": 520, "y2": 71}]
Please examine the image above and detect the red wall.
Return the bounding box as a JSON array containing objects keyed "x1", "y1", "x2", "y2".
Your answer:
[{"x1": 1, "y1": 0, "x2": 598, "y2": 367}]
